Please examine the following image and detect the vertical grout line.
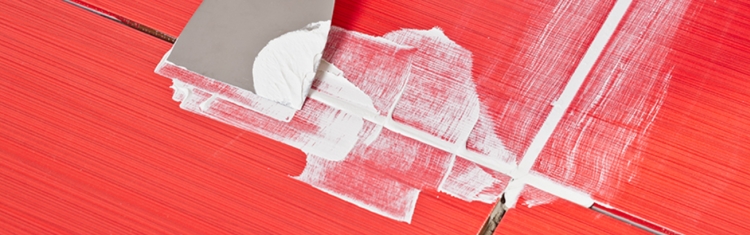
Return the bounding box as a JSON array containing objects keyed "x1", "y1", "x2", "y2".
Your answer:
[
  {"x1": 63, "y1": 0, "x2": 176, "y2": 43},
  {"x1": 503, "y1": 0, "x2": 635, "y2": 209}
]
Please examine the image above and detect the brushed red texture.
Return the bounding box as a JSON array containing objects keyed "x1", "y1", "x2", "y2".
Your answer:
[
  {"x1": 533, "y1": 0, "x2": 750, "y2": 234},
  {"x1": 75, "y1": 0, "x2": 201, "y2": 37},
  {"x1": 0, "y1": 1, "x2": 495, "y2": 234},
  {"x1": 495, "y1": 186, "x2": 650, "y2": 235}
]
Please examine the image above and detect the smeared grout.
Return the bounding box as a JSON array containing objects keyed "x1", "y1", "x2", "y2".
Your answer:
[
  {"x1": 296, "y1": 153, "x2": 423, "y2": 223},
  {"x1": 469, "y1": 0, "x2": 617, "y2": 163},
  {"x1": 518, "y1": 185, "x2": 558, "y2": 208},
  {"x1": 314, "y1": 27, "x2": 517, "y2": 172},
  {"x1": 438, "y1": 157, "x2": 511, "y2": 203},
  {"x1": 320, "y1": 27, "x2": 417, "y2": 117},
  {"x1": 295, "y1": 121, "x2": 454, "y2": 222},
  {"x1": 170, "y1": 79, "x2": 363, "y2": 161},
  {"x1": 465, "y1": 111, "x2": 516, "y2": 164},
  {"x1": 503, "y1": 0, "x2": 635, "y2": 208},
  {"x1": 533, "y1": 0, "x2": 689, "y2": 202},
  {"x1": 384, "y1": 28, "x2": 482, "y2": 146},
  {"x1": 160, "y1": 26, "x2": 521, "y2": 222},
  {"x1": 158, "y1": 14, "x2": 686, "y2": 220}
]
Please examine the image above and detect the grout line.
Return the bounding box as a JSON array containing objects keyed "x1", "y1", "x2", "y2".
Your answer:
[
  {"x1": 68, "y1": 0, "x2": 676, "y2": 234},
  {"x1": 591, "y1": 203, "x2": 676, "y2": 235},
  {"x1": 63, "y1": 0, "x2": 176, "y2": 43}
]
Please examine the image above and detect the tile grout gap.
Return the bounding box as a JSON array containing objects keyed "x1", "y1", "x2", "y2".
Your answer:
[{"x1": 63, "y1": 0, "x2": 176, "y2": 43}]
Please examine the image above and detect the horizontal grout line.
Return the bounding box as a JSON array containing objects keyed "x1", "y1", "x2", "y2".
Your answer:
[{"x1": 63, "y1": 0, "x2": 176, "y2": 43}]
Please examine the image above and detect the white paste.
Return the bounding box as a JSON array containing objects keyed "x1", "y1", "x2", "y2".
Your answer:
[{"x1": 253, "y1": 20, "x2": 331, "y2": 110}]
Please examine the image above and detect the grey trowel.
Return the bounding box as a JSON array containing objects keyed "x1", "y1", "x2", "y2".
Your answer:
[{"x1": 166, "y1": 0, "x2": 336, "y2": 110}]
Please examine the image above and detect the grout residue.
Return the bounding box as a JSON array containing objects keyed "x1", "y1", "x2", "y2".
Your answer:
[
  {"x1": 532, "y1": 0, "x2": 690, "y2": 202},
  {"x1": 159, "y1": 26, "x2": 514, "y2": 222}
]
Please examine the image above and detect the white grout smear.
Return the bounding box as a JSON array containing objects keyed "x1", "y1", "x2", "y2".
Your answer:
[
  {"x1": 467, "y1": 0, "x2": 619, "y2": 166},
  {"x1": 532, "y1": 0, "x2": 690, "y2": 201},
  {"x1": 296, "y1": 152, "x2": 421, "y2": 223},
  {"x1": 253, "y1": 21, "x2": 331, "y2": 110},
  {"x1": 501, "y1": 0, "x2": 634, "y2": 208},
  {"x1": 518, "y1": 185, "x2": 558, "y2": 208},
  {"x1": 320, "y1": 26, "x2": 418, "y2": 117},
  {"x1": 296, "y1": 121, "x2": 453, "y2": 222},
  {"x1": 383, "y1": 28, "x2": 481, "y2": 145},
  {"x1": 438, "y1": 157, "x2": 511, "y2": 203},
  {"x1": 157, "y1": 0, "x2": 695, "y2": 222},
  {"x1": 170, "y1": 79, "x2": 362, "y2": 161},
  {"x1": 464, "y1": 110, "x2": 516, "y2": 164},
  {"x1": 161, "y1": 25, "x2": 519, "y2": 222}
]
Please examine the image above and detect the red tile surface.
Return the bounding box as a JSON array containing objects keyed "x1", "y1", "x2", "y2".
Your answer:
[
  {"x1": 495, "y1": 186, "x2": 650, "y2": 235},
  {"x1": 72, "y1": 0, "x2": 201, "y2": 37},
  {"x1": 533, "y1": 0, "x2": 750, "y2": 234},
  {"x1": 0, "y1": 1, "x2": 495, "y2": 234}
]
